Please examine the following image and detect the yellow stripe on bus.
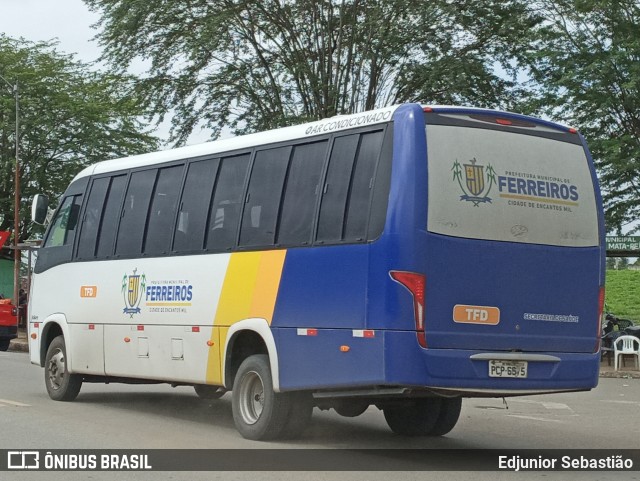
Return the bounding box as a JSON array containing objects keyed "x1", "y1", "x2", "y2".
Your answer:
[
  {"x1": 250, "y1": 250, "x2": 287, "y2": 324},
  {"x1": 214, "y1": 251, "x2": 263, "y2": 326},
  {"x1": 205, "y1": 250, "x2": 287, "y2": 385}
]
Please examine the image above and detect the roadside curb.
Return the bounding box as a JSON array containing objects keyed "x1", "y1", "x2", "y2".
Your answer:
[
  {"x1": 599, "y1": 370, "x2": 640, "y2": 379},
  {"x1": 8, "y1": 338, "x2": 29, "y2": 353}
]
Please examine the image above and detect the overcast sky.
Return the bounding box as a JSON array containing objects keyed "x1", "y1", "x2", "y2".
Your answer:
[
  {"x1": 0, "y1": 0, "x2": 211, "y2": 144},
  {"x1": 0, "y1": 0, "x2": 101, "y2": 62}
]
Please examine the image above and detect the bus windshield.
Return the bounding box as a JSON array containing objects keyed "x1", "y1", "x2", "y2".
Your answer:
[{"x1": 426, "y1": 116, "x2": 599, "y2": 247}]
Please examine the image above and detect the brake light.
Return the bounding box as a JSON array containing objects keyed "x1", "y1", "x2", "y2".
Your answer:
[
  {"x1": 390, "y1": 271, "x2": 427, "y2": 347},
  {"x1": 11, "y1": 307, "x2": 17, "y2": 316}
]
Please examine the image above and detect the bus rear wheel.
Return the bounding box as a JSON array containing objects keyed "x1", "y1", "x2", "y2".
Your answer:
[
  {"x1": 44, "y1": 335, "x2": 82, "y2": 402},
  {"x1": 383, "y1": 398, "x2": 442, "y2": 436},
  {"x1": 430, "y1": 397, "x2": 462, "y2": 436},
  {"x1": 383, "y1": 397, "x2": 462, "y2": 436},
  {"x1": 0, "y1": 339, "x2": 10, "y2": 351},
  {"x1": 231, "y1": 354, "x2": 293, "y2": 440}
]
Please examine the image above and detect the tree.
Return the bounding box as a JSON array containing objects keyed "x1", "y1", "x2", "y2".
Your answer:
[
  {"x1": 0, "y1": 35, "x2": 159, "y2": 243},
  {"x1": 522, "y1": 0, "x2": 640, "y2": 233},
  {"x1": 85, "y1": 0, "x2": 538, "y2": 144}
]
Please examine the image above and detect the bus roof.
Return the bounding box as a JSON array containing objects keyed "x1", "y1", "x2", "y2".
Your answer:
[
  {"x1": 73, "y1": 104, "x2": 404, "y2": 181},
  {"x1": 72, "y1": 104, "x2": 575, "y2": 182}
]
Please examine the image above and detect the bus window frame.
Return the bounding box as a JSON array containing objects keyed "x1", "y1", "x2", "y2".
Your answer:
[{"x1": 51, "y1": 123, "x2": 393, "y2": 270}]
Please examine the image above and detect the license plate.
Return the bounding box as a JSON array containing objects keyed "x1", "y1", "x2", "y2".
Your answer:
[{"x1": 488, "y1": 360, "x2": 528, "y2": 378}]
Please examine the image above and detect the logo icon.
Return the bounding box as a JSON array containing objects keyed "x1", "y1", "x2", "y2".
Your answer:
[
  {"x1": 452, "y1": 158, "x2": 496, "y2": 206},
  {"x1": 8, "y1": 451, "x2": 39, "y2": 469},
  {"x1": 122, "y1": 269, "x2": 146, "y2": 317}
]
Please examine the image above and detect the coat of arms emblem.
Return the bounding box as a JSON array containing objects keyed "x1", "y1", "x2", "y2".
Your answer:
[
  {"x1": 452, "y1": 158, "x2": 496, "y2": 206},
  {"x1": 122, "y1": 268, "x2": 146, "y2": 317}
]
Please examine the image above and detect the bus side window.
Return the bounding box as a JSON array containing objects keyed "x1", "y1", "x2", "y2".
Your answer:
[
  {"x1": 44, "y1": 195, "x2": 83, "y2": 248},
  {"x1": 76, "y1": 177, "x2": 110, "y2": 259},
  {"x1": 174, "y1": 158, "x2": 219, "y2": 252},
  {"x1": 144, "y1": 165, "x2": 184, "y2": 256},
  {"x1": 316, "y1": 130, "x2": 384, "y2": 243},
  {"x1": 239, "y1": 146, "x2": 291, "y2": 248},
  {"x1": 95, "y1": 175, "x2": 127, "y2": 258},
  {"x1": 277, "y1": 140, "x2": 328, "y2": 246},
  {"x1": 344, "y1": 131, "x2": 384, "y2": 241},
  {"x1": 115, "y1": 169, "x2": 157, "y2": 257},
  {"x1": 316, "y1": 134, "x2": 359, "y2": 242},
  {"x1": 206, "y1": 154, "x2": 250, "y2": 251}
]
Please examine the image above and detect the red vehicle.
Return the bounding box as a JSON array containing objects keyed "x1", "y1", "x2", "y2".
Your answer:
[{"x1": 0, "y1": 299, "x2": 17, "y2": 351}]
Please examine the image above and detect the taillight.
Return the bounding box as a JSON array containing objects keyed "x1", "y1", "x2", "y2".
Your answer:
[
  {"x1": 390, "y1": 271, "x2": 427, "y2": 348},
  {"x1": 11, "y1": 307, "x2": 17, "y2": 316},
  {"x1": 595, "y1": 286, "x2": 605, "y2": 352}
]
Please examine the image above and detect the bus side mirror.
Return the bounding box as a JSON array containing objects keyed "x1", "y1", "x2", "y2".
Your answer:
[{"x1": 32, "y1": 194, "x2": 49, "y2": 225}]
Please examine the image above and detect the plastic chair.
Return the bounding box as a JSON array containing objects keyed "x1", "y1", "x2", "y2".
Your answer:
[{"x1": 613, "y1": 335, "x2": 640, "y2": 371}]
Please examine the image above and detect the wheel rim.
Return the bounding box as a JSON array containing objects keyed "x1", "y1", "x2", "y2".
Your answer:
[
  {"x1": 238, "y1": 370, "x2": 264, "y2": 425},
  {"x1": 47, "y1": 348, "x2": 65, "y2": 390}
]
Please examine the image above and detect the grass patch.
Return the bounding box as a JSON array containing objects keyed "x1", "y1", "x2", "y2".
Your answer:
[{"x1": 605, "y1": 270, "x2": 640, "y2": 323}]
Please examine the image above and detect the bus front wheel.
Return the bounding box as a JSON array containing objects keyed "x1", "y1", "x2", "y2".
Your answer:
[
  {"x1": 231, "y1": 354, "x2": 293, "y2": 440},
  {"x1": 44, "y1": 335, "x2": 82, "y2": 402}
]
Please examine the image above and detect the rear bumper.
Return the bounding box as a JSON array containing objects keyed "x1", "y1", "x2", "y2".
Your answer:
[
  {"x1": 386, "y1": 331, "x2": 599, "y2": 393},
  {"x1": 275, "y1": 328, "x2": 599, "y2": 395}
]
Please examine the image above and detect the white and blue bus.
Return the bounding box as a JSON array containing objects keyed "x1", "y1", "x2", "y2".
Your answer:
[{"x1": 29, "y1": 104, "x2": 605, "y2": 440}]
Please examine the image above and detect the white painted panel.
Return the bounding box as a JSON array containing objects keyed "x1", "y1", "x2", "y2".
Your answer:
[{"x1": 68, "y1": 323, "x2": 104, "y2": 375}]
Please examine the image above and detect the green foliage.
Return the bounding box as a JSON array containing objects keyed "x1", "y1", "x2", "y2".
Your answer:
[
  {"x1": 85, "y1": 0, "x2": 538, "y2": 144},
  {"x1": 0, "y1": 35, "x2": 159, "y2": 242},
  {"x1": 606, "y1": 269, "x2": 640, "y2": 323},
  {"x1": 522, "y1": 0, "x2": 640, "y2": 233}
]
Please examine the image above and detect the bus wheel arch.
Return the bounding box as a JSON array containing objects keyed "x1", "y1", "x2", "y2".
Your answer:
[
  {"x1": 223, "y1": 319, "x2": 280, "y2": 391},
  {"x1": 39, "y1": 318, "x2": 66, "y2": 367}
]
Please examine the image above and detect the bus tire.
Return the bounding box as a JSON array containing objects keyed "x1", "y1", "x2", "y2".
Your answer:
[
  {"x1": 279, "y1": 391, "x2": 314, "y2": 439},
  {"x1": 194, "y1": 385, "x2": 226, "y2": 400},
  {"x1": 0, "y1": 339, "x2": 10, "y2": 351},
  {"x1": 44, "y1": 335, "x2": 82, "y2": 402},
  {"x1": 429, "y1": 397, "x2": 462, "y2": 436},
  {"x1": 383, "y1": 398, "x2": 442, "y2": 436},
  {"x1": 231, "y1": 354, "x2": 292, "y2": 440},
  {"x1": 333, "y1": 399, "x2": 369, "y2": 417}
]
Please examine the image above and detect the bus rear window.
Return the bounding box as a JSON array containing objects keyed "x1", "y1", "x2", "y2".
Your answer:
[{"x1": 426, "y1": 123, "x2": 599, "y2": 247}]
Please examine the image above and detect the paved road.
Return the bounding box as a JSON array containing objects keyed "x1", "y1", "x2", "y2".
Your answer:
[{"x1": 1, "y1": 351, "x2": 639, "y2": 480}]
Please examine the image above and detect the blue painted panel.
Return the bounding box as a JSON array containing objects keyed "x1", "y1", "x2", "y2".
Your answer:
[
  {"x1": 274, "y1": 327, "x2": 385, "y2": 390},
  {"x1": 272, "y1": 245, "x2": 368, "y2": 329},
  {"x1": 424, "y1": 233, "x2": 601, "y2": 352},
  {"x1": 274, "y1": 328, "x2": 599, "y2": 392},
  {"x1": 366, "y1": 104, "x2": 428, "y2": 332}
]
